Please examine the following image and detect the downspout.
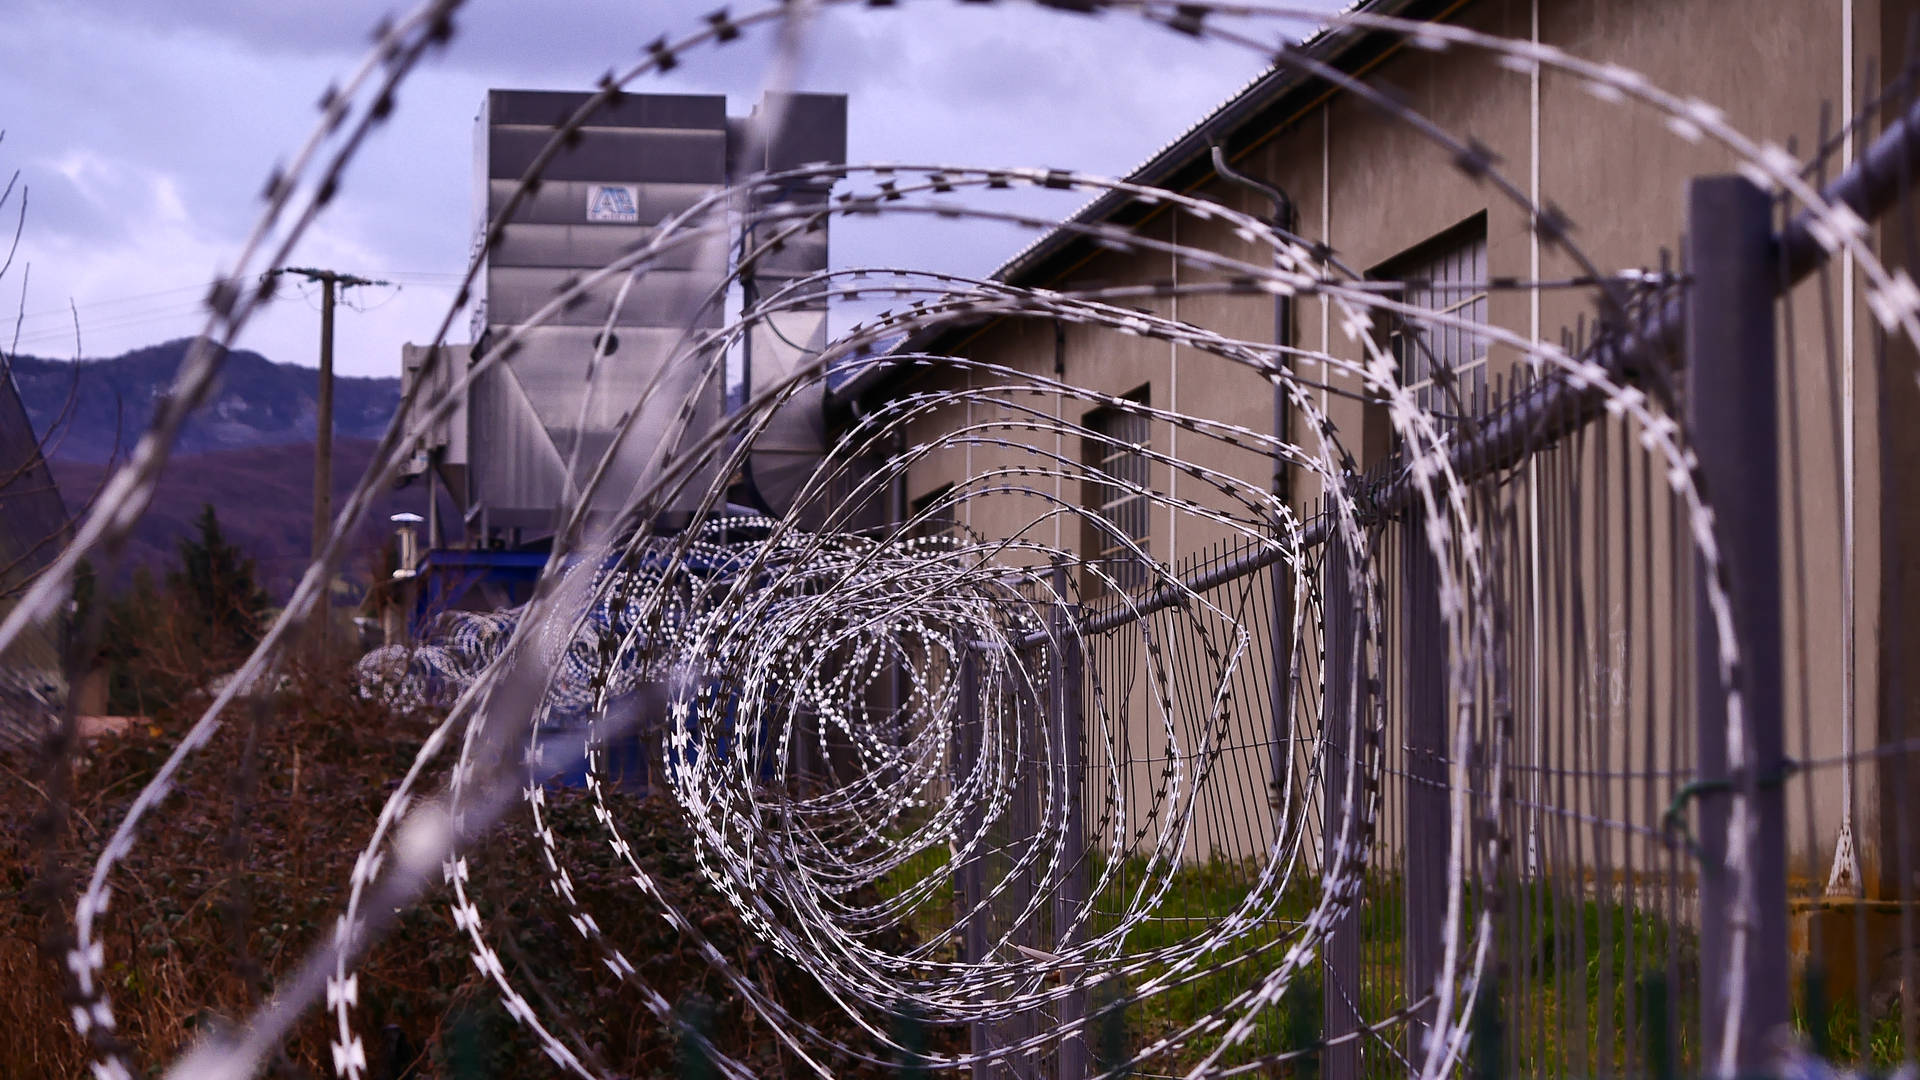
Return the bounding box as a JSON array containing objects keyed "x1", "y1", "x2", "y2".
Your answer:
[
  {"x1": 890, "y1": 427, "x2": 908, "y2": 742},
  {"x1": 1211, "y1": 145, "x2": 1296, "y2": 507},
  {"x1": 1210, "y1": 144, "x2": 1298, "y2": 834},
  {"x1": 1054, "y1": 318, "x2": 1067, "y2": 554}
]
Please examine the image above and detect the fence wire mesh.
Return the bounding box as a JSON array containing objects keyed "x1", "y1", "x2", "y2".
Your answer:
[{"x1": 2, "y1": 3, "x2": 1919, "y2": 1079}]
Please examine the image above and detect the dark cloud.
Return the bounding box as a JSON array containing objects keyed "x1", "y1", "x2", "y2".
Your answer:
[{"x1": 2, "y1": 0, "x2": 1340, "y2": 372}]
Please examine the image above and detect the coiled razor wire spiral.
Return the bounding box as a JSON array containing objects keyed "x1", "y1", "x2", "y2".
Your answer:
[{"x1": 8, "y1": 2, "x2": 1909, "y2": 1078}]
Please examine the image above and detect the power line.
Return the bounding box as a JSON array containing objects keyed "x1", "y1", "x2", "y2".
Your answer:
[
  {"x1": 13, "y1": 280, "x2": 222, "y2": 320},
  {"x1": 265, "y1": 266, "x2": 390, "y2": 653},
  {"x1": 13, "y1": 270, "x2": 461, "y2": 324},
  {"x1": 9, "y1": 300, "x2": 209, "y2": 349}
]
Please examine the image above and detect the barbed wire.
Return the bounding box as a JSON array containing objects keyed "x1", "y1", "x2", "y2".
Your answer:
[{"x1": 10, "y1": 2, "x2": 1907, "y2": 1078}]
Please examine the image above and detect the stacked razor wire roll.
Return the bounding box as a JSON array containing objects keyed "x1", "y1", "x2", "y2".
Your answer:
[{"x1": 19, "y1": 4, "x2": 1899, "y2": 1079}]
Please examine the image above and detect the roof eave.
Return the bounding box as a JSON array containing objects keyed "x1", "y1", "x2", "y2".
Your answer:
[{"x1": 834, "y1": 0, "x2": 1447, "y2": 413}]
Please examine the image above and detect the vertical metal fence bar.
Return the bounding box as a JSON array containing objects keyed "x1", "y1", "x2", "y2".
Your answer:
[
  {"x1": 1402, "y1": 504, "x2": 1449, "y2": 1060},
  {"x1": 1009, "y1": 656, "x2": 1040, "y2": 1080},
  {"x1": 1686, "y1": 174, "x2": 1790, "y2": 1074},
  {"x1": 1273, "y1": 524, "x2": 1299, "y2": 875},
  {"x1": 957, "y1": 645, "x2": 993, "y2": 1077},
  {"x1": 1322, "y1": 539, "x2": 1363, "y2": 1080},
  {"x1": 1050, "y1": 558, "x2": 1089, "y2": 1080}
]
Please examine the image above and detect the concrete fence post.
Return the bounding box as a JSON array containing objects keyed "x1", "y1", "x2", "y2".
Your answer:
[
  {"x1": 1322, "y1": 541, "x2": 1364, "y2": 1080},
  {"x1": 1049, "y1": 558, "x2": 1089, "y2": 1080},
  {"x1": 956, "y1": 645, "x2": 992, "y2": 1078},
  {"x1": 1685, "y1": 174, "x2": 1790, "y2": 1074},
  {"x1": 1008, "y1": 649, "x2": 1039, "y2": 1080},
  {"x1": 1402, "y1": 505, "x2": 1449, "y2": 1059}
]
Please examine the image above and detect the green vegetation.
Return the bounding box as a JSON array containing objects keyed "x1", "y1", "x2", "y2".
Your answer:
[
  {"x1": 862, "y1": 820, "x2": 1920, "y2": 1079},
  {"x1": 73, "y1": 502, "x2": 273, "y2": 716},
  {"x1": 1797, "y1": 979, "x2": 1912, "y2": 1070},
  {"x1": 1086, "y1": 855, "x2": 1316, "y2": 1072},
  {"x1": 872, "y1": 841, "x2": 1912, "y2": 1079}
]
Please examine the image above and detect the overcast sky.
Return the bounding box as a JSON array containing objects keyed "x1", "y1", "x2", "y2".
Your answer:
[{"x1": 1, "y1": 0, "x2": 1339, "y2": 377}]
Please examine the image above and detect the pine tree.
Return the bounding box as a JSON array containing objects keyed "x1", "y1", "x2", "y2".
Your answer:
[
  {"x1": 167, "y1": 503, "x2": 270, "y2": 666},
  {"x1": 73, "y1": 506, "x2": 272, "y2": 716}
]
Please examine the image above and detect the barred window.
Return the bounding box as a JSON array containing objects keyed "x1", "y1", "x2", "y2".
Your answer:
[
  {"x1": 1083, "y1": 387, "x2": 1151, "y2": 595},
  {"x1": 1380, "y1": 216, "x2": 1489, "y2": 420},
  {"x1": 910, "y1": 482, "x2": 956, "y2": 537}
]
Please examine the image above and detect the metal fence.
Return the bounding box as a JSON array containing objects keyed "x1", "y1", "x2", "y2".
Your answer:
[
  {"x1": 938, "y1": 166, "x2": 1917, "y2": 1078},
  {"x1": 22, "y1": 7, "x2": 1920, "y2": 1079}
]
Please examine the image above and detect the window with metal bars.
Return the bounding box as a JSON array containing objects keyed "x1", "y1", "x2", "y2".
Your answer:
[
  {"x1": 1082, "y1": 386, "x2": 1151, "y2": 596},
  {"x1": 1378, "y1": 214, "x2": 1490, "y2": 422},
  {"x1": 909, "y1": 482, "x2": 956, "y2": 537}
]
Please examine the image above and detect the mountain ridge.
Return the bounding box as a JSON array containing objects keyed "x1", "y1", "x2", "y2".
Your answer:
[
  {"x1": 9, "y1": 337, "x2": 402, "y2": 463},
  {"x1": 8, "y1": 339, "x2": 417, "y2": 598},
  {"x1": 50, "y1": 437, "x2": 434, "y2": 600}
]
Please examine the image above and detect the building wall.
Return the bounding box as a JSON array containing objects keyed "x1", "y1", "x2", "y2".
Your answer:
[{"x1": 886, "y1": 0, "x2": 1895, "y2": 885}]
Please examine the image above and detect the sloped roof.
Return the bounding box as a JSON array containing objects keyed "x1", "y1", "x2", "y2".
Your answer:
[
  {"x1": 985, "y1": 0, "x2": 1415, "y2": 286},
  {"x1": 830, "y1": 0, "x2": 1448, "y2": 412}
]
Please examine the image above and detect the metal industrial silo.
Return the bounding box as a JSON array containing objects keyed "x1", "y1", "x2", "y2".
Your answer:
[
  {"x1": 467, "y1": 89, "x2": 734, "y2": 543},
  {"x1": 399, "y1": 89, "x2": 844, "y2": 553}
]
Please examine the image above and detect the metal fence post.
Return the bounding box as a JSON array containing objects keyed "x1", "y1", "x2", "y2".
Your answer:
[
  {"x1": 1322, "y1": 542, "x2": 1364, "y2": 1080},
  {"x1": 1273, "y1": 524, "x2": 1300, "y2": 851},
  {"x1": 956, "y1": 645, "x2": 992, "y2": 1077},
  {"x1": 1402, "y1": 506, "x2": 1448, "y2": 1059},
  {"x1": 1050, "y1": 559, "x2": 1089, "y2": 1080},
  {"x1": 1008, "y1": 652, "x2": 1039, "y2": 1080},
  {"x1": 1685, "y1": 174, "x2": 1790, "y2": 1074}
]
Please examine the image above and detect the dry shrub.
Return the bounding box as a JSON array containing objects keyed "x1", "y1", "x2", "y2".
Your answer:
[{"x1": 1, "y1": 647, "x2": 948, "y2": 1078}]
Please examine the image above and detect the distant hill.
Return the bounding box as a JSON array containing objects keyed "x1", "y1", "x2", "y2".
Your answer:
[
  {"x1": 10, "y1": 338, "x2": 401, "y2": 463},
  {"x1": 5, "y1": 338, "x2": 419, "y2": 599},
  {"x1": 51, "y1": 438, "x2": 436, "y2": 600}
]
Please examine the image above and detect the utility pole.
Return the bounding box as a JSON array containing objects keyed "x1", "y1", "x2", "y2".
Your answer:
[{"x1": 267, "y1": 266, "x2": 389, "y2": 650}]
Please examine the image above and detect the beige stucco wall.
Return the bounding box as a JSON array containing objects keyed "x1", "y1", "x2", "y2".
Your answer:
[{"x1": 881, "y1": 0, "x2": 1901, "y2": 889}]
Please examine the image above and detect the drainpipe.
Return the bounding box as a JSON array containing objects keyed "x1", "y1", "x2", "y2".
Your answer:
[
  {"x1": 1210, "y1": 144, "x2": 1298, "y2": 840},
  {"x1": 1210, "y1": 145, "x2": 1295, "y2": 505}
]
